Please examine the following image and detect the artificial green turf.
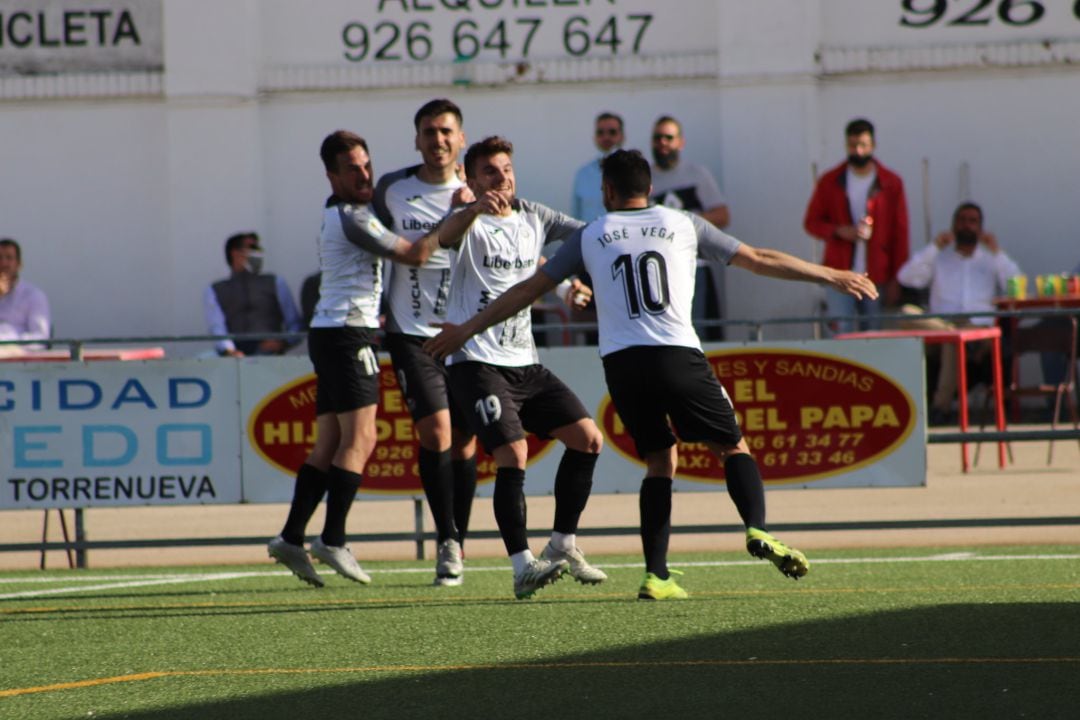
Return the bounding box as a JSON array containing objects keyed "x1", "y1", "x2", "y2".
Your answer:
[{"x1": 2, "y1": 546, "x2": 1078, "y2": 719}]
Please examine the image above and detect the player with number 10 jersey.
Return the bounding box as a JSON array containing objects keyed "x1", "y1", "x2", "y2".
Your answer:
[{"x1": 562, "y1": 204, "x2": 741, "y2": 357}]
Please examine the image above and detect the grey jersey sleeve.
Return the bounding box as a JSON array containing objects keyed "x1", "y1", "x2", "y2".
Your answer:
[
  {"x1": 540, "y1": 227, "x2": 585, "y2": 282},
  {"x1": 690, "y1": 212, "x2": 742, "y2": 264},
  {"x1": 371, "y1": 175, "x2": 394, "y2": 228},
  {"x1": 338, "y1": 203, "x2": 401, "y2": 257},
  {"x1": 519, "y1": 199, "x2": 587, "y2": 245}
]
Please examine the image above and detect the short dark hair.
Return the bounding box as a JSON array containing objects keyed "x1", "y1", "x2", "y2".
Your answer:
[
  {"x1": 845, "y1": 118, "x2": 875, "y2": 139},
  {"x1": 224, "y1": 232, "x2": 259, "y2": 266},
  {"x1": 463, "y1": 136, "x2": 514, "y2": 179},
  {"x1": 320, "y1": 130, "x2": 369, "y2": 173},
  {"x1": 595, "y1": 112, "x2": 624, "y2": 133},
  {"x1": 0, "y1": 238, "x2": 20, "y2": 263},
  {"x1": 414, "y1": 98, "x2": 463, "y2": 131},
  {"x1": 653, "y1": 115, "x2": 682, "y2": 134},
  {"x1": 602, "y1": 149, "x2": 652, "y2": 199},
  {"x1": 953, "y1": 201, "x2": 983, "y2": 226}
]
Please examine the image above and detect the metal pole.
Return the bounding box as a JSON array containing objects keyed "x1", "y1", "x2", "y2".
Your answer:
[
  {"x1": 75, "y1": 508, "x2": 87, "y2": 568},
  {"x1": 58, "y1": 510, "x2": 75, "y2": 569},
  {"x1": 39, "y1": 511, "x2": 49, "y2": 570},
  {"x1": 921, "y1": 157, "x2": 932, "y2": 247},
  {"x1": 413, "y1": 497, "x2": 425, "y2": 560}
]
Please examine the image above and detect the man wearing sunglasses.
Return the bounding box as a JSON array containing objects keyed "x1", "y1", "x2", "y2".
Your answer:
[{"x1": 571, "y1": 112, "x2": 625, "y2": 222}]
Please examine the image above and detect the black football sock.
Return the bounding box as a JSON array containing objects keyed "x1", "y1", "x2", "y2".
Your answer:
[
  {"x1": 553, "y1": 448, "x2": 599, "y2": 535},
  {"x1": 419, "y1": 447, "x2": 456, "y2": 543},
  {"x1": 280, "y1": 464, "x2": 328, "y2": 545},
  {"x1": 724, "y1": 453, "x2": 767, "y2": 530},
  {"x1": 321, "y1": 465, "x2": 362, "y2": 547},
  {"x1": 640, "y1": 476, "x2": 673, "y2": 578},
  {"x1": 492, "y1": 467, "x2": 528, "y2": 556},
  {"x1": 452, "y1": 456, "x2": 478, "y2": 548}
]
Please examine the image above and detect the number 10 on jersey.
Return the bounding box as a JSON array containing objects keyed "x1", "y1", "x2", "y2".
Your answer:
[{"x1": 612, "y1": 252, "x2": 670, "y2": 318}]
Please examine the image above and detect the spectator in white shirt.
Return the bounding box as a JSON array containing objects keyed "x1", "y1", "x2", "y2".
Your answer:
[
  {"x1": 897, "y1": 202, "x2": 1021, "y2": 423},
  {"x1": 0, "y1": 238, "x2": 51, "y2": 353}
]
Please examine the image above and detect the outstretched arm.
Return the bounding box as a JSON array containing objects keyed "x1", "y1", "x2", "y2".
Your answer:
[
  {"x1": 730, "y1": 244, "x2": 879, "y2": 300},
  {"x1": 369, "y1": 191, "x2": 509, "y2": 268},
  {"x1": 432, "y1": 191, "x2": 510, "y2": 251},
  {"x1": 423, "y1": 271, "x2": 560, "y2": 361}
]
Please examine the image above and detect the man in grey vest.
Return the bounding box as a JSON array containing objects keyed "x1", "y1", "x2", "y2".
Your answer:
[{"x1": 204, "y1": 232, "x2": 303, "y2": 356}]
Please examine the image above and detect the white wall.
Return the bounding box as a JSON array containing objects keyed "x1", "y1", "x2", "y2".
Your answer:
[{"x1": 1, "y1": 0, "x2": 1077, "y2": 350}]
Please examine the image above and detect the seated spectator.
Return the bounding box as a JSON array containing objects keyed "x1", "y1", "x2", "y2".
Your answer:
[
  {"x1": 0, "y1": 238, "x2": 51, "y2": 352},
  {"x1": 203, "y1": 232, "x2": 302, "y2": 356},
  {"x1": 896, "y1": 202, "x2": 1021, "y2": 424}
]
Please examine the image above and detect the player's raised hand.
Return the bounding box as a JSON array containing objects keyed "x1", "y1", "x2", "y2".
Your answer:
[
  {"x1": 450, "y1": 185, "x2": 475, "y2": 207},
  {"x1": 473, "y1": 190, "x2": 510, "y2": 216},
  {"x1": 565, "y1": 278, "x2": 592, "y2": 309}
]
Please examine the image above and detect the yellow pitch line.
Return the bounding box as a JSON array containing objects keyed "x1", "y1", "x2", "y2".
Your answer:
[{"x1": 5, "y1": 657, "x2": 1080, "y2": 698}]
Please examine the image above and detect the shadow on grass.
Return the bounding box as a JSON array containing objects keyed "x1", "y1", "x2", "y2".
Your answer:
[{"x1": 42, "y1": 601, "x2": 1080, "y2": 720}]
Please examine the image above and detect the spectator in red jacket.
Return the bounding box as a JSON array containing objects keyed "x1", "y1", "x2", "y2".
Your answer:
[{"x1": 804, "y1": 118, "x2": 909, "y2": 334}]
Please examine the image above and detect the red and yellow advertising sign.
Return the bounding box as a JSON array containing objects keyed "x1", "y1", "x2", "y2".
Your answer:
[
  {"x1": 599, "y1": 348, "x2": 916, "y2": 485},
  {"x1": 246, "y1": 359, "x2": 555, "y2": 494}
]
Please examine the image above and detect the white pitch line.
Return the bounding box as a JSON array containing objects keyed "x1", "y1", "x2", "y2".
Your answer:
[
  {"x1": 0, "y1": 573, "x2": 257, "y2": 600},
  {"x1": 1, "y1": 553, "x2": 1078, "y2": 600}
]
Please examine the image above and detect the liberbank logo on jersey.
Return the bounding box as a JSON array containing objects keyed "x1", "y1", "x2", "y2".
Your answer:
[
  {"x1": 483, "y1": 254, "x2": 536, "y2": 270},
  {"x1": 0, "y1": 363, "x2": 239, "y2": 509},
  {"x1": 400, "y1": 217, "x2": 439, "y2": 231}
]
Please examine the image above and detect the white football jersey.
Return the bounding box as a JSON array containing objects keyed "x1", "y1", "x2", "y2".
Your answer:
[
  {"x1": 445, "y1": 199, "x2": 583, "y2": 367},
  {"x1": 373, "y1": 166, "x2": 461, "y2": 336},
  {"x1": 542, "y1": 205, "x2": 742, "y2": 357},
  {"x1": 310, "y1": 197, "x2": 400, "y2": 329}
]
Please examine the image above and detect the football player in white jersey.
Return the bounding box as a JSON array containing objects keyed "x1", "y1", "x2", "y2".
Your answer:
[
  {"x1": 426, "y1": 149, "x2": 878, "y2": 600},
  {"x1": 372, "y1": 99, "x2": 479, "y2": 587},
  {"x1": 432, "y1": 136, "x2": 609, "y2": 600},
  {"x1": 267, "y1": 130, "x2": 448, "y2": 588}
]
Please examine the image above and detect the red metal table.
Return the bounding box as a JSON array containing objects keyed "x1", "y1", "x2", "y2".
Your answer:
[{"x1": 834, "y1": 327, "x2": 1006, "y2": 472}]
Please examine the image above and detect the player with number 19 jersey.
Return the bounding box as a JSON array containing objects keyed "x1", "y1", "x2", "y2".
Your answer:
[
  {"x1": 444, "y1": 199, "x2": 583, "y2": 367},
  {"x1": 542, "y1": 204, "x2": 742, "y2": 357}
]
